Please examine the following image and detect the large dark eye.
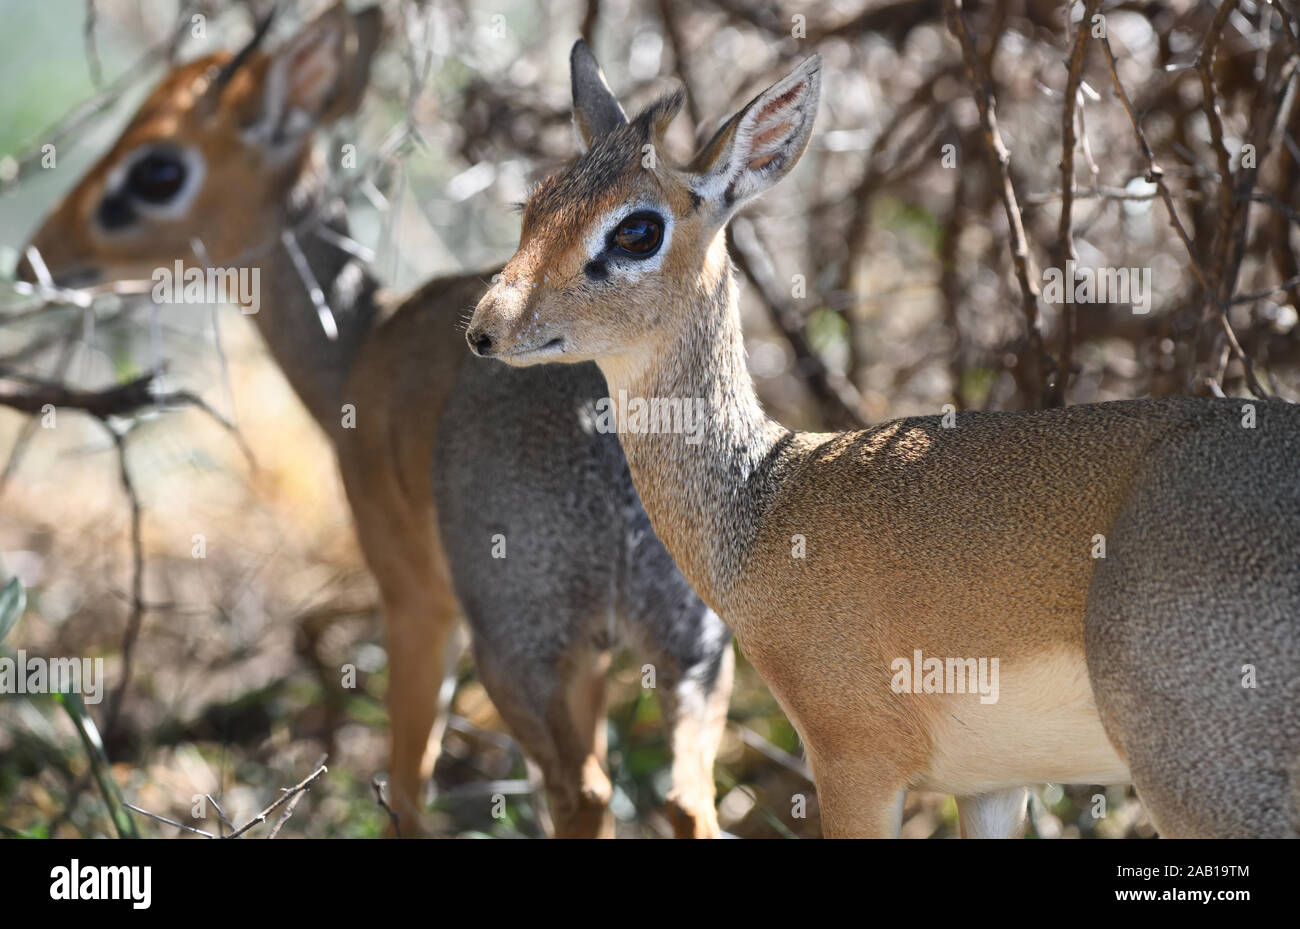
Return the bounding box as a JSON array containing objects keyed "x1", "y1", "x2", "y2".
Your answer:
[
  {"x1": 126, "y1": 151, "x2": 187, "y2": 204},
  {"x1": 610, "y1": 212, "x2": 664, "y2": 258}
]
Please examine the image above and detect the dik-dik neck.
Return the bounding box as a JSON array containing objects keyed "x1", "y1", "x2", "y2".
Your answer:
[
  {"x1": 596, "y1": 237, "x2": 788, "y2": 606},
  {"x1": 248, "y1": 208, "x2": 380, "y2": 436}
]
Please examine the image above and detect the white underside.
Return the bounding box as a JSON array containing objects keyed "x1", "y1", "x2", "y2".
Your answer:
[{"x1": 917, "y1": 648, "x2": 1131, "y2": 797}]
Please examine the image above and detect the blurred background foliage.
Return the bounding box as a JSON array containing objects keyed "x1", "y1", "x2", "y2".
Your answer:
[{"x1": 4, "y1": 0, "x2": 1296, "y2": 838}]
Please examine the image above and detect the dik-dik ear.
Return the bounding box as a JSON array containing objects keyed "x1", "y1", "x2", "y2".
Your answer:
[
  {"x1": 248, "y1": 3, "x2": 383, "y2": 151},
  {"x1": 689, "y1": 55, "x2": 821, "y2": 220},
  {"x1": 571, "y1": 39, "x2": 627, "y2": 151}
]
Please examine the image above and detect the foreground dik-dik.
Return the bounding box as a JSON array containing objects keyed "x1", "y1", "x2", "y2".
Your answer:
[
  {"x1": 17, "y1": 6, "x2": 733, "y2": 837},
  {"x1": 467, "y1": 42, "x2": 1300, "y2": 837}
]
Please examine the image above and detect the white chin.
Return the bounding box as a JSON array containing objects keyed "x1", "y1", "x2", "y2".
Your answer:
[{"x1": 501, "y1": 339, "x2": 568, "y2": 365}]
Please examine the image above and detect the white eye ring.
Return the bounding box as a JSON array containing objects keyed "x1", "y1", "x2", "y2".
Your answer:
[
  {"x1": 585, "y1": 199, "x2": 674, "y2": 276},
  {"x1": 104, "y1": 146, "x2": 206, "y2": 222}
]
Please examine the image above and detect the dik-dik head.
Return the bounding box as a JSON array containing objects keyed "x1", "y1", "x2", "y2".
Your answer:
[
  {"x1": 465, "y1": 42, "x2": 821, "y2": 365},
  {"x1": 16, "y1": 3, "x2": 380, "y2": 288}
]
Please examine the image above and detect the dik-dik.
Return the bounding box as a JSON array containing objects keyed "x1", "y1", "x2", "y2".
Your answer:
[
  {"x1": 466, "y1": 42, "x2": 1300, "y2": 837},
  {"x1": 16, "y1": 6, "x2": 733, "y2": 838}
]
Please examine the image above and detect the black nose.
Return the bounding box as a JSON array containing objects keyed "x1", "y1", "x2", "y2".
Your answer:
[{"x1": 468, "y1": 328, "x2": 493, "y2": 356}]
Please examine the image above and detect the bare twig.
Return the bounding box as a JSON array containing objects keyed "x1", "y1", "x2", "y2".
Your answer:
[
  {"x1": 945, "y1": 0, "x2": 1051, "y2": 406},
  {"x1": 122, "y1": 760, "x2": 327, "y2": 839},
  {"x1": 122, "y1": 802, "x2": 217, "y2": 838},
  {"x1": 1198, "y1": 0, "x2": 1240, "y2": 276},
  {"x1": 730, "y1": 218, "x2": 867, "y2": 429},
  {"x1": 657, "y1": 0, "x2": 703, "y2": 127},
  {"x1": 1026, "y1": 185, "x2": 1198, "y2": 205},
  {"x1": 580, "y1": 0, "x2": 601, "y2": 44},
  {"x1": 0, "y1": 369, "x2": 160, "y2": 419},
  {"x1": 732, "y1": 723, "x2": 814, "y2": 782},
  {"x1": 101, "y1": 427, "x2": 142, "y2": 744},
  {"x1": 1233, "y1": 274, "x2": 1300, "y2": 304},
  {"x1": 1195, "y1": 0, "x2": 1248, "y2": 389},
  {"x1": 372, "y1": 775, "x2": 402, "y2": 837},
  {"x1": 83, "y1": 0, "x2": 104, "y2": 89},
  {"x1": 226, "y1": 762, "x2": 328, "y2": 839},
  {"x1": 268, "y1": 756, "x2": 328, "y2": 839},
  {"x1": 206, "y1": 793, "x2": 234, "y2": 837},
  {"x1": 1099, "y1": 32, "x2": 1268, "y2": 398},
  {"x1": 1048, "y1": 0, "x2": 1104, "y2": 408}
]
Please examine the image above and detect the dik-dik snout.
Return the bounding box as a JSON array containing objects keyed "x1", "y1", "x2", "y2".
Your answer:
[{"x1": 466, "y1": 270, "x2": 572, "y2": 363}]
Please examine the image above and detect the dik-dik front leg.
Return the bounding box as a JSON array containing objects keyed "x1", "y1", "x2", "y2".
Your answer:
[
  {"x1": 382, "y1": 578, "x2": 462, "y2": 836},
  {"x1": 807, "y1": 753, "x2": 909, "y2": 838}
]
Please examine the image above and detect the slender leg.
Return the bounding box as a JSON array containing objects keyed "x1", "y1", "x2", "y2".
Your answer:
[
  {"x1": 382, "y1": 580, "x2": 461, "y2": 836},
  {"x1": 809, "y1": 755, "x2": 907, "y2": 838},
  {"x1": 620, "y1": 510, "x2": 735, "y2": 838},
  {"x1": 473, "y1": 638, "x2": 614, "y2": 838},
  {"x1": 957, "y1": 787, "x2": 1028, "y2": 838},
  {"x1": 656, "y1": 643, "x2": 734, "y2": 838},
  {"x1": 557, "y1": 650, "x2": 615, "y2": 838}
]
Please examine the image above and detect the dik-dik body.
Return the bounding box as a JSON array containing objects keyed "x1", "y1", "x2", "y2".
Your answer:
[
  {"x1": 467, "y1": 42, "x2": 1300, "y2": 837},
  {"x1": 17, "y1": 6, "x2": 732, "y2": 838}
]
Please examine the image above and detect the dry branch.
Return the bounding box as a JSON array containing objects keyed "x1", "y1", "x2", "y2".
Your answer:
[
  {"x1": 1049, "y1": 0, "x2": 1104, "y2": 408},
  {"x1": 730, "y1": 218, "x2": 867, "y2": 430},
  {"x1": 1098, "y1": 32, "x2": 1268, "y2": 399},
  {"x1": 945, "y1": 0, "x2": 1052, "y2": 406}
]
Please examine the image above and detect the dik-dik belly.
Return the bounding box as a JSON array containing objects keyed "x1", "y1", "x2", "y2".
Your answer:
[{"x1": 915, "y1": 647, "x2": 1131, "y2": 796}]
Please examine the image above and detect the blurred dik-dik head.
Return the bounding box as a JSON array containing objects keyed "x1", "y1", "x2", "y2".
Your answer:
[
  {"x1": 466, "y1": 42, "x2": 820, "y2": 365},
  {"x1": 18, "y1": 3, "x2": 380, "y2": 288}
]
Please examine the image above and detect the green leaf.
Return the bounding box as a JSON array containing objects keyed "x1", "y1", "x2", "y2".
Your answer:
[
  {"x1": 0, "y1": 576, "x2": 25, "y2": 645},
  {"x1": 55, "y1": 690, "x2": 139, "y2": 839}
]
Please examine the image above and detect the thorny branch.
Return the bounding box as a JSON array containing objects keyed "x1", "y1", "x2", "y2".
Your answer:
[{"x1": 124, "y1": 759, "x2": 328, "y2": 838}]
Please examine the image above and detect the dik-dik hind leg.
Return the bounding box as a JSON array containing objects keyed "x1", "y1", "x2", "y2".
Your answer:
[
  {"x1": 1085, "y1": 434, "x2": 1300, "y2": 838},
  {"x1": 620, "y1": 502, "x2": 735, "y2": 837},
  {"x1": 383, "y1": 581, "x2": 462, "y2": 836},
  {"x1": 657, "y1": 646, "x2": 734, "y2": 838},
  {"x1": 957, "y1": 788, "x2": 1028, "y2": 838},
  {"x1": 637, "y1": 611, "x2": 734, "y2": 838},
  {"x1": 473, "y1": 640, "x2": 615, "y2": 838}
]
